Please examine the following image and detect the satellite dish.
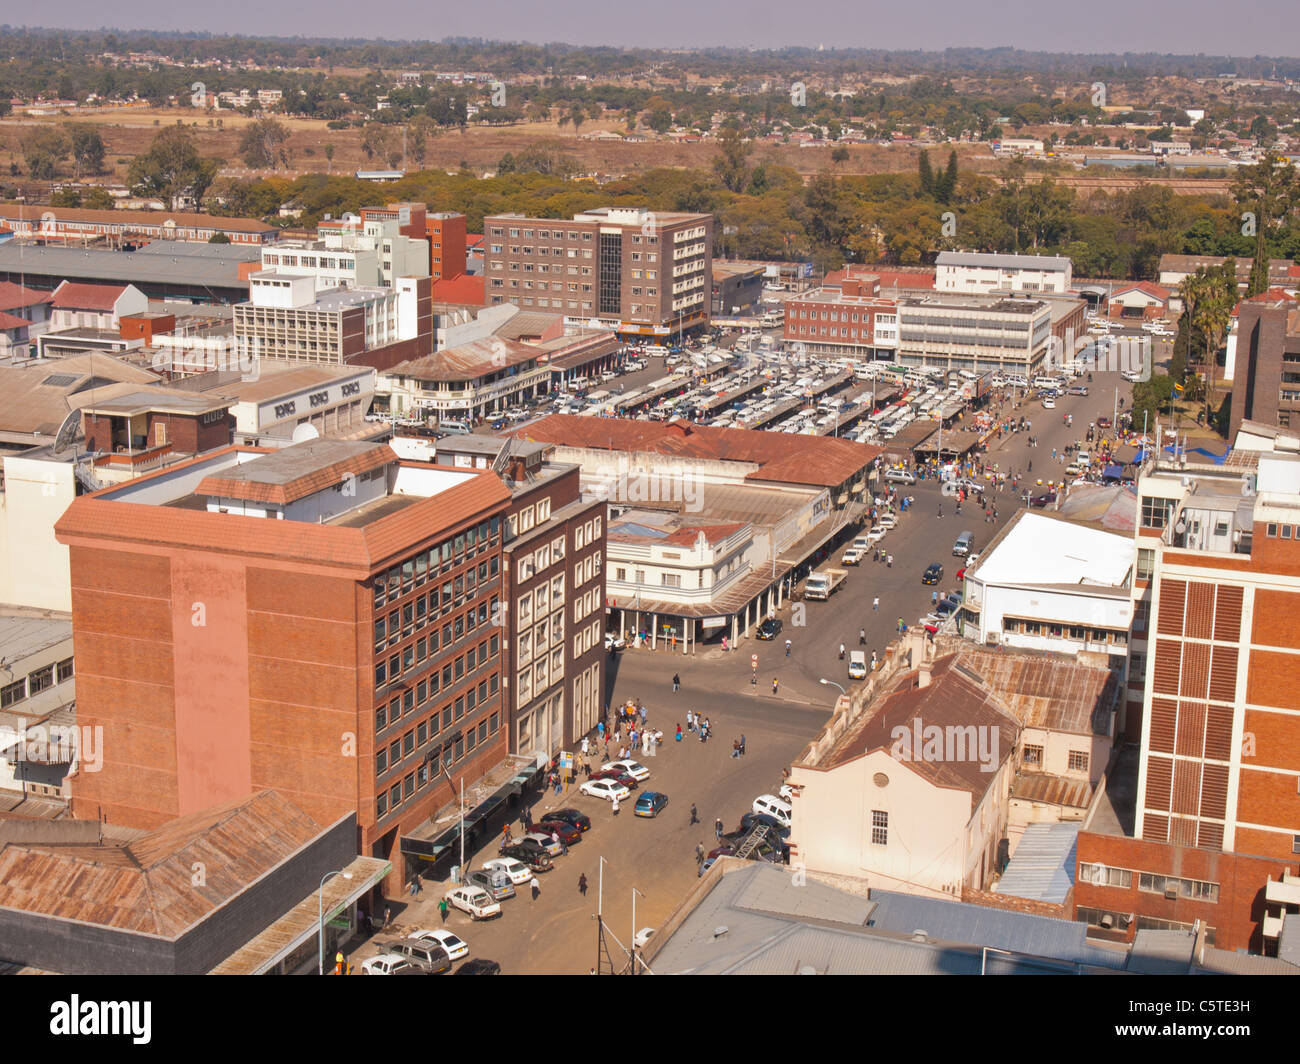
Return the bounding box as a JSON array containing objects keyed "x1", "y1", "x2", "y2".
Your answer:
[
  {"x1": 52, "y1": 409, "x2": 83, "y2": 455},
  {"x1": 291, "y1": 423, "x2": 321, "y2": 444}
]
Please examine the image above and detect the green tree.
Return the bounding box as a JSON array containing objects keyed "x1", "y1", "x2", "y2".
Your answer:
[
  {"x1": 208, "y1": 231, "x2": 231, "y2": 244},
  {"x1": 1191, "y1": 261, "x2": 1238, "y2": 428},
  {"x1": 1232, "y1": 153, "x2": 1299, "y2": 296},
  {"x1": 1131, "y1": 374, "x2": 1177, "y2": 433},
  {"x1": 830, "y1": 145, "x2": 849, "y2": 165},
  {"x1": 67, "y1": 124, "x2": 107, "y2": 176},
  {"x1": 22, "y1": 127, "x2": 69, "y2": 179},
  {"x1": 918, "y1": 150, "x2": 934, "y2": 196},
  {"x1": 127, "y1": 126, "x2": 221, "y2": 210},
  {"x1": 712, "y1": 127, "x2": 752, "y2": 194},
  {"x1": 238, "y1": 117, "x2": 292, "y2": 170}
]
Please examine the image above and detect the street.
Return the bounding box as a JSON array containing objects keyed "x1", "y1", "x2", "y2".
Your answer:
[{"x1": 353, "y1": 360, "x2": 1150, "y2": 975}]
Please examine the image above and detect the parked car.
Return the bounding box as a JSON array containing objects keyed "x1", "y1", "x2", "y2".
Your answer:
[
  {"x1": 1030, "y1": 491, "x2": 1058, "y2": 507},
  {"x1": 739, "y1": 811, "x2": 791, "y2": 839},
  {"x1": 1041, "y1": 396, "x2": 1056, "y2": 409},
  {"x1": 539, "y1": 808, "x2": 591, "y2": 833},
  {"x1": 605, "y1": 632, "x2": 627, "y2": 652},
  {"x1": 579, "y1": 778, "x2": 631, "y2": 802},
  {"x1": 751, "y1": 794, "x2": 793, "y2": 829},
  {"x1": 922, "y1": 563, "x2": 944, "y2": 585},
  {"x1": 480, "y1": 857, "x2": 532, "y2": 886},
  {"x1": 362, "y1": 953, "x2": 428, "y2": 976},
  {"x1": 1097, "y1": 416, "x2": 1112, "y2": 428},
  {"x1": 465, "y1": 868, "x2": 516, "y2": 902},
  {"x1": 454, "y1": 958, "x2": 502, "y2": 975},
  {"x1": 589, "y1": 768, "x2": 640, "y2": 791},
  {"x1": 634, "y1": 791, "x2": 670, "y2": 818},
  {"x1": 884, "y1": 469, "x2": 917, "y2": 485},
  {"x1": 877, "y1": 513, "x2": 898, "y2": 529},
  {"x1": 499, "y1": 843, "x2": 554, "y2": 871},
  {"x1": 607, "y1": 759, "x2": 651, "y2": 782},
  {"x1": 848, "y1": 650, "x2": 867, "y2": 680},
  {"x1": 444, "y1": 886, "x2": 502, "y2": 921},
  {"x1": 521, "y1": 829, "x2": 566, "y2": 855},
  {"x1": 756, "y1": 617, "x2": 783, "y2": 640},
  {"x1": 841, "y1": 546, "x2": 866, "y2": 566},
  {"x1": 387, "y1": 938, "x2": 453, "y2": 974},
  {"x1": 409, "y1": 928, "x2": 469, "y2": 961}
]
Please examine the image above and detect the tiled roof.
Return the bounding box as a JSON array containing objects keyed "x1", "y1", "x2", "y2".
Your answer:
[
  {"x1": 1110, "y1": 281, "x2": 1170, "y2": 301},
  {"x1": 0, "y1": 203, "x2": 274, "y2": 234},
  {"x1": 51, "y1": 281, "x2": 128, "y2": 312},
  {"x1": 0, "y1": 280, "x2": 52, "y2": 312},
  {"x1": 0, "y1": 310, "x2": 28, "y2": 331},
  {"x1": 431, "y1": 274, "x2": 485, "y2": 306},
  {"x1": 506, "y1": 414, "x2": 878, "y2": 489}
]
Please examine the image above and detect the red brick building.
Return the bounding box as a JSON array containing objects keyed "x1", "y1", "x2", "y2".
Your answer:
[
  {"x1": 54, "y1": 440, "x2": 512, "y2": 896},
  {"x1": 426, "y1": 212, "x2": 467, "y2": 281},
  {"x1": 1076, "y1": 440, "x2": 1300, "y2": 952},
  {"x1": 783, "y1": 272, "x2": 897, "y2": 358}
]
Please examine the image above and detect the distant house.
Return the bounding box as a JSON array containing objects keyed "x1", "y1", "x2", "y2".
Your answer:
[
  {"x1": 49, "y1": 281, "x2": 148, "y2": 331},
  {"x1": 1106, "y1": 281, "x2": 1171, "y2": 322}
]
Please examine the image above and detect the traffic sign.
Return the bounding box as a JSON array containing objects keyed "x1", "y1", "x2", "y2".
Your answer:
[{"x1": 751, "y1": 654, "x2": 758, "y2": 669}]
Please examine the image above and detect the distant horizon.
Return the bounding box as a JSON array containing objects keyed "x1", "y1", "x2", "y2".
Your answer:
[{"x1": 5, "y1": 0, "x2": 1300, "y2": 59}]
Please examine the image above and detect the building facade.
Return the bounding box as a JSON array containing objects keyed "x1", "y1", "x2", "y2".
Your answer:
[
  {"x1": 1230, "y1": 300, "x2": 1300, "y2": 438},
  {"x1": 53, "y1": 440, "x2": 513, "y2": 896},
  {"x1": 483, "y1": 207, "x2": 712, "y2": 337},
  {"x1": 935, "y1": 252, "x2": 1072, "y2": 295}
]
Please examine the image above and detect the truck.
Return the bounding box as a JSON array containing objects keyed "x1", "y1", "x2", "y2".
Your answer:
[{"x1": 801, "y1": 568, "x2": 847, "y2": 601}]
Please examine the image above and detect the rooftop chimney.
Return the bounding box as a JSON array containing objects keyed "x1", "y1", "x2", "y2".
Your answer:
[{"x1": 918, "y1": 662, "x2": 932, "y2": 689}]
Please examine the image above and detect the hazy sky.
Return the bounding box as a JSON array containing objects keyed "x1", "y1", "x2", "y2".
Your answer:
[{"x1": 13, "y1": 0, "x2": 1300, "y2": 55}]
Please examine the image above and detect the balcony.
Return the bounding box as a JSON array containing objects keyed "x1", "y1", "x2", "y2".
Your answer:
[{"x1": 93, "y1": 442, "x2": 175, "y2": 473}]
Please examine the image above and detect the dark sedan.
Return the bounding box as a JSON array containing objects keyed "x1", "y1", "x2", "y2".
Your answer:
[
  {"x1": 922, "y1": 563, "x2": 943, "y2": 585},
  {"x1": 589, "y1": 768, "x2": 639, "y2": 791},
  {"x1": 1030, "y1": 491, "x2": 1058, "y2": 508},
  {"x1": 540, "y1": 808, "x2": 591, "y2": 833},
  {"x1": 528, "y1": 820, "x2": 583, "y2": 846},
  {"x1": 500, "y1": 844, "x2": 553, "y2": 872},
  {"x1": 756, "y1": 617, "x2": 783, "y2": 640}
]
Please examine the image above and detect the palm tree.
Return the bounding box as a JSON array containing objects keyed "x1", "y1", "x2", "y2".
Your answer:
[{"x1": 1192, "y1": 263, "x2": 1237, "y2": 430}]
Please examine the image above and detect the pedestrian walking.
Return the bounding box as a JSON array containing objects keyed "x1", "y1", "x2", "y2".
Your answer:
[
  {"x1": 715, "y1": 817, "x2": 724, "y2": 839},
  {"x1": 690, "y1": 802, "x2": 699, "y2": 824},
  {"x1": 897, "y1": 616, "x2": 904, "y2": 634},
  {"x1": 785, "y1": 638, "x2": 792, "y2": 657},
  {"x1": 578, "y1": 873, "x2": 588, "y2": 896},
  {"x1": 685, "y1": 709, "x2": 694, "y2": 732},
  {"x1": 772, "y1": 676, "x2": 779, "y2": 694},
  {"x1": 873, "y1": 597, "x2": 879, "y2": 612},
  {"x1": 611, "y1": 797, "x2": 620, "y2": 816},
  {"x1": 886, "y1": 554, "x2": 893, "y2": 568},
  {"x1": 859, "y1": 627, "x2": 867, "y2": 645},
  {"x1": 675, "y1": 724, "x2": 683, "y2": 742},
  {"x1": 530, "y1": 875, "x2": 541, "y2": 901},
  {"x1": 672, "y1": 672, "x2": 680, "y2": 693},
  {"x1": 580, "y1": 735, "x2": 589, "y2": 757},
  {"x1": 696, "y1": 842, "x2": 705, "y2": 867}
]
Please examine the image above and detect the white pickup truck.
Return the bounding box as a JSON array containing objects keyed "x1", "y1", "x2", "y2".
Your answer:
[{"x1": 802, "y1": 568, "x2": 847, "y2": 601}]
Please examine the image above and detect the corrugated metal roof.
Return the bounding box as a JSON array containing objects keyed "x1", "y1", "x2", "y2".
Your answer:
[
  {"x1": 958, "y1": 648, "x2": 1116, "y2": 737},
  {"x1": 0, "y1": 791, "x2": 323, "y2": 938},
  {"x1": 866, "y1": 888, "x2": 1126, "y2": 969},
  {"x1": 1127, "y1": 929, "x2": 1195, "y2": 974},
  {"x1": 994, "y1": 823, "x2": 1079, "y2": 904},
  {"x1": 936, "y1": 251, "x2": 1072, "y2": 271}
]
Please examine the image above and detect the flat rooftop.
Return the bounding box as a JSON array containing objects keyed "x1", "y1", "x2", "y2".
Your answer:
[
  {"x1": 0, "y1": 612, "x2": 72, "y2": 661},
  {"x1": 974, "y1": 511, "x2": 1133, "y2": 590}
]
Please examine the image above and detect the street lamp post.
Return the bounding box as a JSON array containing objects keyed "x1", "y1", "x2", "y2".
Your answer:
[
  {"x1": 819, "y1": 677, "x2": 846, "y2": 699},
  {"x1": 318, "y1": 870, "x2": 354, "y2": 975}
]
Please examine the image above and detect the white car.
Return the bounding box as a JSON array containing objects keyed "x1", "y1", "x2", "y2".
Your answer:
[
  {"x1": 409, "y1": 928, "x2": 469, "y2": 961},
  {"x1": 481, "y1": 857, "x2": 532, "y2": 886},
  {"x1": 604, "y1": 632, "x2": 627, "y2": 652},
  {"x1": 580, "y1": 778, "x2": 631, "y2": 802},
  {"x1": 779, "y1": 783, "x2": 794, "y2": 802},
  {"x1": 444, "y1": 885, "x2": 502, "y2": 921},
  {"x1": 877, "y1": 513, "x2": 898, "y2": 530},
  {"x1": 523, "y1": 830, "x2": 564, "y2": 856},
  {"x1": 883, "y1": 469, "x2": 917, "y2": 485},
  {"x1": 864, "y1": 525, "x2": 888, "y2": 543},
  {"x1": 607, "y1": 759, "x2": 651, "y2": 782},
  {"x1": 1041, "y1": 397, "x2": 1056, "y2": 409},
  {"x1": 361, "y1": 953, "x2": 421, "y2": 976},
  {"x1": 752, "y1": 793, "x2": 793, "y2": 828}
]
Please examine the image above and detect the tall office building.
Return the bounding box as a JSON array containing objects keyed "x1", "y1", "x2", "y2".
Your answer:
[{"x1": 483, "y1": 207, "x2": 712, "y2": 338}]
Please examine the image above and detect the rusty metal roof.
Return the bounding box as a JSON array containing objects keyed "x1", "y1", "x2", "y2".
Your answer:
[
  {"x1": 955, "y1": 647, "x2": 1116, "y2": 737},
  {"x1": 0, "y1": 791, "x2": 325, "y2": 938},
  {"x1": 1010, "y1": 772, "x2": 1092, "y2": 809}
]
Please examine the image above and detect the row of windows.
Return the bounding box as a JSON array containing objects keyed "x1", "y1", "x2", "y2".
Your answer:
[
  {"x1": 1265, "y1": 523, "x2": 1297, "y2": 539},
  {"x1": 0, "y1": 658, "x2": 74, "y2": 709},
  {"x1": 517, "y1": 578, "x2": 565, "y2": 628},
  {"x1": 792, "y1": 325, "x2": 871, "y2": 341},
  {"x1": 375, "y1": 618, "x2": 499, "y2": 692},
  {"x1": 375, "y1": 641, "x2": 500, "y2": 734},
  {"x1": 1022, "y1": 744, "x2": 1090, "y2": 773},
  {"x1": 792, "y1": 308, "x2": 879, "y2": 323},
  {"x1": 1077, "y1": 862, "x2": 1220, "y2": 902},
  {"x1": 374, "y1": 594, "x2": 499, "y2": 661},
  {"x1": 517, "y1": 538, "x2": 566, "y2": 584},
  {"x1": 574, "y1": 551, "x2": 603, "y2": 589},
  {"x1": 373, "y1": 518, "x2": 501, "y2": 609},
  {"x1": 511, "y1": 498, "x2": 550, "y2": 539},
  {"x1": 377, "y1": 676, "x2": 497, "y2": 777},
  {"x1": 375, "y1": 710, "x2": 500, "y2": 821},
  {"x1": 373, "y1": 562, "x2": 497, "y2": 649},
  {"x1": 1001, "y1": 617, "x2": 1128, "y2": 645},
  {"x1": 517, "y1": 608, "x2": 565, "y2": 668},
  {"x1": 516, "y1": 647, "x2": 566, "y2": 706},
  {"x1": 573, "y1": 586, "x2": 601, "y2": 624},
  {"x1": 574, "y1": 618, "x2": 602, "y2": 659},
  {"x1": 574, "y1": 516, "x2": 602, "y2": 551}
]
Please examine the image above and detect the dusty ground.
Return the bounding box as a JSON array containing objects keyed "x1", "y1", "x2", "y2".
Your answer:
[{"x1": 0, "y1": 107, "x2": 1231, "y2": 200}]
